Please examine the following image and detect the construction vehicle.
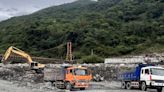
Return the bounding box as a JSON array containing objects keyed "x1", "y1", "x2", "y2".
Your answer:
[
  {"x1": 44, "y1": 64, "x2": 92, "y2": 90},
  {"x1": 120, "y1": 64, "x2": 164, "y2": 92},
  {"x1": 44, "y1": 42, "x2": 92, "y2": 90},
  {"x1": 1, "y1": 46, "x2": 45, "y2": 73}
]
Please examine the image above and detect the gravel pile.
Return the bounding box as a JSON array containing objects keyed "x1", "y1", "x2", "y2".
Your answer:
[
  {"x1": 0, "y1": 63, "x2": 136, "y2": 91},
  {"x1": 0, "y1": 64, "x2": 60, "y2": 91},
  {"x1": 0, "y1": 64, "x2": 41, "y2": 82}
]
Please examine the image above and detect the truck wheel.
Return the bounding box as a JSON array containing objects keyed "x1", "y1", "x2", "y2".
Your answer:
[
  {"x1": 56, "y1": 81, "x2": 64, "y2": 89},
  {"x1": 80, "y1": 88, "x2": 85, "y2": 90},
  {"x1": 35, "y1": 69, "x2": 43, "y2": 74},
  {"x1": 157, "y1": 87, "x2": 163, "y2": 92},
  {"x1": 126, "y1": 82, "x2": 131, "y2": 90},
  {"x1": 66, "y1": 82, "x2": 72, "y2": 90},
  {"x1": 121, "y1": 82, "x2": 126, "y2": 89},
  {"x1": 141, "y1": 82, "x2": 147, "y2": 91}
]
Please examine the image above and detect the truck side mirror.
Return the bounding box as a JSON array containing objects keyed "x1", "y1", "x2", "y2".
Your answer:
[
  {"x1": 88, "y1": 69, "x2": 92, "y2": 75},
  {"x1": 67, "y1": 69, "x2": 70, "y2": 74},
  {"x1": 70, "y1": 69, "x2": 74, "y2": 74}
]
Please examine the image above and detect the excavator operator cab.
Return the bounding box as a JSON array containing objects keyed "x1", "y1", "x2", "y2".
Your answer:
[
  {"x1": 30, "y1": 62, "x2": 38, "y2": 69},
  {"x1": 30, "y1": 62, "x2": 43, "y2": 73}
]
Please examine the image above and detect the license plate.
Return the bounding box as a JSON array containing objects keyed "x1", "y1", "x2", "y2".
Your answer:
[{"x1": 154, "y1": 83, "x2": 164, "y2": 86}]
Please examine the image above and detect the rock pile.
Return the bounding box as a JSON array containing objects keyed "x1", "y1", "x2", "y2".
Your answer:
[
  {"x1": 0, "y1": 64, "x2": 60, "y2": 91},
  {"x1": 0, "y1": 64, "x2": 42, "y2": 83},
  {"x1": 0, "y1": 63, "x2": 136, "y2": 91}
]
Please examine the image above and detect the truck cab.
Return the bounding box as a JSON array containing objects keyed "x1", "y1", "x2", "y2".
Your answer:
[
  {"x1": 65, "y1": 66, "x2": 92, "y2": 90},
  {"x1": 140, "y1": 66, "x2": 164, "y2": 91}
]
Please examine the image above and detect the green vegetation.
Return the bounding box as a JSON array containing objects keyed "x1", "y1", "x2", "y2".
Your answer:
[
  {"x1": 82, "y1": 55, "x2": 104, "y2": 63},
  {"x1": 0, "y1": 0, "x2": 164, "y2": 61}
]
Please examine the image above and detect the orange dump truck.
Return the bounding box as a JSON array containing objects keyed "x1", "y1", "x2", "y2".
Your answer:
[{"x1": 44, "y1": 65, "x2": 92, "y2": 90}]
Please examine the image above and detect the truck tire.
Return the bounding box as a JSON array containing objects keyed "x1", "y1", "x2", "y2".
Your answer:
[
  {"x1": 157, "y1": 87, "x2": 163, "y2": 92},
  {"x1": 126, "y1": 82, "x2": 131, "y2": 90},
  {"x1": 121, "y1": 81, "x2": 126, "y2": 89},
  {"x1": 66, "y1": 82, "x2": 72, "y2": 91},
  {"x1": 80, "y1": 88, "x2": 85, "y2": 90},
  {"x1": 141, "y1": 82, "x2": 147, "y2": 91},
  {"x1": 56, "y1": 81, "x2": 64, "y2": 89},
  {"x1": 35, "y1": 69, "x2": 43, "y2": 74}
]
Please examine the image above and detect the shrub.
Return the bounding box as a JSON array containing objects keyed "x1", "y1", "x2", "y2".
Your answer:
[{"x1": 82, "y1": 55, "x2": 104, "y2": 63}]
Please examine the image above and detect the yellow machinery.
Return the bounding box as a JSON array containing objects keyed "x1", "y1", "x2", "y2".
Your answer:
[{"x1": 1, "y1": 46, "x2": 45, "y2": 72}]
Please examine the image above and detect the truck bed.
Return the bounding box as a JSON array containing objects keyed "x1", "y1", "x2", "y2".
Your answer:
[
  {"x1": 121, "y1": 71, "x2": 140, "y2": 81},
  {"x1": 44, "y1": 67, "x2": 65, "y2": 81},
  {"x1": 120, "y1": 64, "x2": 155, "y2": 81}
]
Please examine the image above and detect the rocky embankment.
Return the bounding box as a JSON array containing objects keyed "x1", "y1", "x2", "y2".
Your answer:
[
  {"x1": 0, "y1": 63, "x2": 152, "y2": 91},
  {"x1": 0, "y1": 64, "x2": 59, "y2": 92}
]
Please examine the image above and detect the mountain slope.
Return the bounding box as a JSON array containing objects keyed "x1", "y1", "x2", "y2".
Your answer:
[{"x1": 0, "y1": 0, "x2": 164, "y2": 59}]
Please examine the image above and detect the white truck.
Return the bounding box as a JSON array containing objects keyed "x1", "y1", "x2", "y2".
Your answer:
[{"x1": 120, "y1": 64, "x2": 164, "y2": 92}]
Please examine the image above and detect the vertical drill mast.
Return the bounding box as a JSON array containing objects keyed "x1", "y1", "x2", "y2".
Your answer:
[{"x1": 66, "y1": 42, "x2": 73, "y2": 63}]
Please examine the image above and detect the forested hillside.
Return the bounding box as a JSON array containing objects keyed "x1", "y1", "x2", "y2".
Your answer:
[{"x1": 0, "y1": 0, "x2": 163, "y2": 60}]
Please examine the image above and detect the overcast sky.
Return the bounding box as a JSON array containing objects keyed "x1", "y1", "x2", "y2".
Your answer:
[{"x1": 0, "y1": 0, "x2": 76, "y2": 21}]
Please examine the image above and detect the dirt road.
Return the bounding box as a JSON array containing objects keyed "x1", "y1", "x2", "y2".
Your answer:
[
  {"x1": 82, "y1": 81, "x2": 163, "y2": 92},
  {"x1": 0, "y1": 80, "x2": 43, "y2": 92},
  {"x1": 0, "y1": 80, "x2": 162, "y2": 92},
  {"x1": 76, "y1": 89, "x2": 160, "y2": 92}
]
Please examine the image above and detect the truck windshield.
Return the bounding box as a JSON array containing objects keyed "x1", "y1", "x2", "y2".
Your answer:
[
  {"x1": 74, "y1": 69, "x2": 88, "y2": 76},
  {"x1": 151, "y1": 68, "x2": 164, "y2": 76}
]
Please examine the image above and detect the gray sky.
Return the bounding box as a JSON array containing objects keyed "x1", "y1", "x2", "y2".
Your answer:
[{"x1": 0, "y1": 0, "x2": 76, "y2": 21}]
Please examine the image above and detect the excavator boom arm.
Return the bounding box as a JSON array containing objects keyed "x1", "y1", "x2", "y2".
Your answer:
[
  {"x1": 1, "y1": 46, "x2": 33, "y2": 64},
  {"x1": 1, "y1": 47, "x2": 12, "y2": 63}
]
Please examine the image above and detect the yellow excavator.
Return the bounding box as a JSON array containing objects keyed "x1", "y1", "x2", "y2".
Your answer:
[{"x1": 1, "y1": 46, "x2": 45, "y2": 73}]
